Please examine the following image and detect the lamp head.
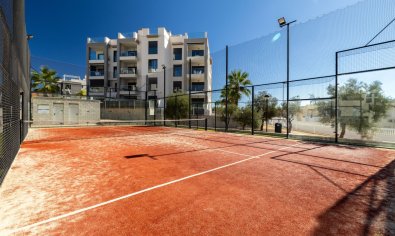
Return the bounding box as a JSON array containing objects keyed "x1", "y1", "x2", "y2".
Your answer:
[{"x1": 278, "y1": 17, "x2": 287, "y2": 28}]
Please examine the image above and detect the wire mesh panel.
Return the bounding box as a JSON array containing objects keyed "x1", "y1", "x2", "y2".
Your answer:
[
  {"x1": 253, "y1": 83, "x2": 286, "y2": 135},
  {"x1": 337, "y1": 40, "x2": 395, "y2": 146},
  {"x1": 288, "y1": 77, "x2": 336, "y2": 140},
  {"x1": 0, "y1": 0, "x2": 30, "y2": 185}
]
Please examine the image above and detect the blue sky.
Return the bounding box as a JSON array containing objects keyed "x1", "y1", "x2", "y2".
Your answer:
[
  {"x1": 27, "y1": 0, "x2": 395, "y2": 97},
  {"x1": 26, "y1": 0, "x2": 362, "y2": 67}
]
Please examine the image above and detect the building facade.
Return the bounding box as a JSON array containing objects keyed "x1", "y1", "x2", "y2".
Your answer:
[
  {"x1": 59, "y1": 74, "x2": 86, "y2": 95},
  {"x1": 86, "y1": 27, "x2": 212, "y2": 115}
]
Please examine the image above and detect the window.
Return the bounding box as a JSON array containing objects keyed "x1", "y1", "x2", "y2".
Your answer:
[
  {"x1": 113, "y1": 51, "x2": 117, "y2": 62},
  {"x1": 173, "y1": 65, "x2": 182, "y2": 77},
  {"x1": 148, "y1": 59, "x2": 158, "y2": 72},
  {"x1": 148, "y1": 41, "x2": 158, "y2": 54},
  {"x1": 37, "y1": 104, "x2": 50, "y2": 114},
  {"x1": 113, "y1": 66, "x2": 117, "y2": 78},
  {"x1": 97, "y1": 53, "x2": 104, "y2": 60},
  {"x1": 191, "y1": 82, "x2": 204, "y2": 91},
  {"x1": 90, "y1": 80, "x2": 104, "y2": 87},
  {"x1": 173, "y1": 81, "x2": 182, "y2": 92},
  {"x1": 173, "y1": 48, "x2": 182, "y2": 60},
  {"x1": 192, "y1": 66, "x2": 205, "y2": 74},
  {"x1": 191, "y1": 50, "x2": 204, "y2": 57}
]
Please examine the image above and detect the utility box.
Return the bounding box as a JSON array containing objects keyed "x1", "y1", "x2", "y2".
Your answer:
[{"x1": 275, "y1": 123, "x2": 282, "y2": 133}]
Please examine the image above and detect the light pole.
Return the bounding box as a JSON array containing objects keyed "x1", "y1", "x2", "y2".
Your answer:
[
  {"x1": 278, "y1": 17, "x2": 296, "y2": 138},
  {"x1": 162, "y1": 64, "x2": 166, "y2": 124},
  {"x1": 264, "y1": 94, "x2": 270, "y2": 132}
]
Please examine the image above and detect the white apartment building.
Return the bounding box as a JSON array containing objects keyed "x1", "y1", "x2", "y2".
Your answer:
[{"x1": 86, "y1": 27, "x2": 212, "y2": 115}]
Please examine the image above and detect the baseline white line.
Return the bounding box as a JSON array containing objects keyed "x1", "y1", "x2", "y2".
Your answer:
[{"x1": 7, "y1": 143, "x2": 300, "y2": 234}]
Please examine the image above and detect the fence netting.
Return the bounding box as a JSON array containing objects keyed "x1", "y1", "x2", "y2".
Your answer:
[
  {"x1": 1, "y1": 0, "x2": 30, "y2": 185},
  {"x1": 27, "y1": 0, "x2": 395, "y2": 149}
]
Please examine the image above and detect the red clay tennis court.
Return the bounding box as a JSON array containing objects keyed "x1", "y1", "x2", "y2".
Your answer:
[{"x1": 0, "y1": 125, "x2": 394, "y2": 235}]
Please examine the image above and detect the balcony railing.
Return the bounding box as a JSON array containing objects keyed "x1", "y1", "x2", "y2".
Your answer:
[
  {"x1": 90, "y1": 71, "x2": 105, "y2": 76},
  {"x1": 148, "y1": 68, "x2": 158, "y2": 73},
  {"x1": 149, "y1": 84, "x2": 157, "y2": 91},
  {"x1": 192, "y1": 69, "x2": 205, "y2": 74},
  {"x1": 191, "y1": 85, "x2": 204, "y2": 91},
  {"x1": 89, "y1": 55, "x2": 105, "y2": 61},
  {"x1": 118, "y1": 32, "x2": 137, "y2": 39},
  {"x1": 120, "y1": 51, "x2": 137, "y2": 57},
  {"x1": 120, "y1": 68, "x2": 137, "y2": 75},
  {"x1": 187, "y1": 32, "x2": 208, "y2": 39},
  {"x1": 89, "y1": 87, "x2": 104, "y2": 93},
  {"x1": 120, "y1": 85, "x2": 137, "y2": 91},
  {"x1": 87, "y1": 37, "x2": 105, "y2": 43}
]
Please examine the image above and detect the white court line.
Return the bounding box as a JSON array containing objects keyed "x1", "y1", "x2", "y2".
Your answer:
[{"x1": 7, "y1": 142, "x2": 301, "y2": 234}]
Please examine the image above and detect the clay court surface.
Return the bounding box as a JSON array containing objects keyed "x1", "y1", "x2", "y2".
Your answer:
[{"x1": 0, "y1": 126, "x2": 394, "y2": 235}]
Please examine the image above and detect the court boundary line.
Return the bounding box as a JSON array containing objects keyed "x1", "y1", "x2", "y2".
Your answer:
[{"x1": 7, "y1": 142, "x2": 301, "y2": 234}]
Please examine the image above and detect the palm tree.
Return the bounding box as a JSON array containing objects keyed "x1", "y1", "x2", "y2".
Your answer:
[
  {"x1": 219, "y1": 70, "x2": 252, "y2": 127},
  {"x1": 31, "y1": 66, "x2": 61, "y2": 95},
  {"x1": 220, "y1": 70, "x2": 252, "y2": 105}
]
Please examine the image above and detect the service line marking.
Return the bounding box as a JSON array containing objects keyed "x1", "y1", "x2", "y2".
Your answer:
[{"x1": 7, "y1": 142, "x2": 301, "y2": 234}]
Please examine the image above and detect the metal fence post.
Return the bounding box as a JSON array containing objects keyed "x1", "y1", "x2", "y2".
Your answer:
[
  {"x1": 175, "y1": 94, "x2": 178, "y2": 127},
  {"x1": 335, "y1": 52, "x2": 339, "y2": 143},
  {"x1": 214, "y1": 102, "x2": 217, "y2": 131},
  {"x1": 225, "y1": 45, "x2": 229, "y2": 132},
  {"x1": 205, "y1": 118, "x2": 208, "y2": 131},
  {"x1": 251, "y1": 85, "x2": 254, "y2": 135},
  {"x1": 286, "y1": 24, "x2": 290, "y2": 139},
  {"x1": 189, "y1": 58, "x2": 192, "y2": 129},
  {"x1": 145, "y1": 75, "x2": 148, "y2": 124}
]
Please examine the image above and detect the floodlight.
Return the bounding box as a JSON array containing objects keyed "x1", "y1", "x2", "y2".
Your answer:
[{"x1": 278, "y1": 17, "x2": 287, "y2": 27}]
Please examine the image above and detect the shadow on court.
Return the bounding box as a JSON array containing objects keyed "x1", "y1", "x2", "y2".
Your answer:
[{"x1": 313, "y1": 160, "x2": 395, "y2": 235}]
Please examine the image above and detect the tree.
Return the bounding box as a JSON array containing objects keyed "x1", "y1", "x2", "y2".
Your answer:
[
  {"x1": 220, "y1": 70, "x2": 252, "y2": 105},
  {"x1": 316, "y1": 78, "x2": 391, "y2": 139},
  {"x1": 31, "y1": 66, "x2": 61, "y2": 95},
  {"x1": 219, "y1": 70, "x2": 252, "y2": 128},
  {"x1": 280, "y1": 97, "x2": 301, "y2": 133},
  {"x1": 234, "y1": 105, "x2": 259, "y2": 130},
  {"x1": 76, "y1": 89, "x2": 87, "y2": 96},
  {"x1": 165, "y1": 93, "x2": 190, "y2": 119},
  {"x1": 254, "y1": 91, "x2": 278, "y2": 131}
]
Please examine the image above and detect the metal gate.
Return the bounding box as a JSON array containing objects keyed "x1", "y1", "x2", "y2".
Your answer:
[
  {"x1": 69, "y1": 103, "x2": 79, "y2": 124},
  {"x1": 53, "y1": 103, "x2": 64, "y2": 124}
]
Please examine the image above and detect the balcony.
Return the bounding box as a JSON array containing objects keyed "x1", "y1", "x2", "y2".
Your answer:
[
  {"x1": 89, "y1": 71, "x2": 105, "y2": 79},
  {"x1": 119, "y1": 51, "x2": 137, "y2": 61},
  {"x1": 186, "y1": 32, "x2": 208, "y2": 39},
  {"x1": 149, "y1": 84, "x2": 157, "y2": 91},
  {"x1": 191, "y1": 84, "x2": 205, "y2": 92},
  {"x1": 188, "y1": 50, "x2": 205, "y2": 63},
  {"x1": 119, "y1": 68, "x2": 137, "y2": 78},
  {"x1": 119, "y1": 85, "x2": 138, "y2": 95},
  {"x1": 89, "y1": 56, "x2": 105, "y2": 64},
  {"x1": 148, "y1": 68, "x2": 158, "y2": 73},
  {"x1": 89, "y1": 87, "x2": 105, "y2": 95},
  {"x1": 191, "y1": 68, "x2": 205, "y2": 81}
]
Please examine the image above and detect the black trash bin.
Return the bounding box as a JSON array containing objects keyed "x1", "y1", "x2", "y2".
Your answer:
[{"x1": 275, "y1": 123, "x2": 282, "y2": 133}]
